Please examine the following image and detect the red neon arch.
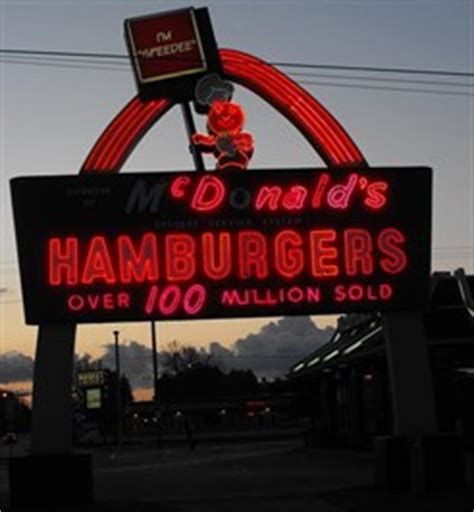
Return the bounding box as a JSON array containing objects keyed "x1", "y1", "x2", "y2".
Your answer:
[{"x1": 81, "y1": 49, "x2": 366, "y2": 173}]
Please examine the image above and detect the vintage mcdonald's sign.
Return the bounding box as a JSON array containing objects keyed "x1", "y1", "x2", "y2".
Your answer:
[{"x1": 11, "y1": 167, "x2": 431, "y2": 324}]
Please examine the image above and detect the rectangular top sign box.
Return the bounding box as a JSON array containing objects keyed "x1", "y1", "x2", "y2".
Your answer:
[
  {"x1": 124, "y1": 7, "x2": 221, "y2": 101},
  {"x1": 11, "y1": 167, "x2": 432, "y2": 325}
]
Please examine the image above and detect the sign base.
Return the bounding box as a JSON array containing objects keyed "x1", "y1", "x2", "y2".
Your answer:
[
  {"x1": 9, "y1": 453, "x2": 94, "y2": 507},
  {"x1": 375, "y1": 434, "x2": 465, "y2": 492}
]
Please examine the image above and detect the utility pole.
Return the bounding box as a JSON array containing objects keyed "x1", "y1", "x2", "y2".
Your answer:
[
  {"x1": 113, "y1": 330, "x2": 123, "y2": 446},
  {"x1": 150, "y1": 320, "x2": 161, "y2": 445},
  {"x1": 151, "y1": 321, "x2": 159, "y2": 401}
]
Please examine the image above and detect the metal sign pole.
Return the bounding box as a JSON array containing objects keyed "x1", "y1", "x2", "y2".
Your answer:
[{"x1": 181, "y1": 102, "x2": 206, "y2": 173}]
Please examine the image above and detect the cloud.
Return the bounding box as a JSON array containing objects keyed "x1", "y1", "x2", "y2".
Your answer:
[
  {"x1": 78, "y1": 341, "x2": 156, "y2": 389},
  {"x1": 1, "y1": 317, "x2": 333, "y2": 387},
  {"x1": 81, "y1": 318, "x2": 334, "y2": 385},
  {"x1": 210, "y1": 316, "x2": 333, "y2": 377},
  {"x1": 0, "y1": 351, "x2": 34, "y2": 383}
]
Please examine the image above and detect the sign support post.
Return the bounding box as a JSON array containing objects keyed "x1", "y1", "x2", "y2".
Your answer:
[
  {"x1": 378, "y1": 312, "x2": 465, "y2": 492},
  {"x1": 9, "y1": 324, "x2": 94, "y2": 508},
  {"x1": 31, "y1": 324, "x2": 77, "y2": 454},
  {"x1": 382, "y1": 312, "x2": 437, "y2": 436}
]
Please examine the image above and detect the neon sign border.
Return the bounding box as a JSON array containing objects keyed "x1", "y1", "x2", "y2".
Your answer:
[{"x1": 81, "y1": 49, "x2": 366, "y2": 173}]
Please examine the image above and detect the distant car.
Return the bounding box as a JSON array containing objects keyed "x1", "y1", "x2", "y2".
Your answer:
[{"x1": 2, "y1": 432, "x2": 17, "y2": 445}]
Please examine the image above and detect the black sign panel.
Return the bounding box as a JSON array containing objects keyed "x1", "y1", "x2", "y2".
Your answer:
[{"x1": 11, "y1": 168, "x2": 432, "y2": 324}]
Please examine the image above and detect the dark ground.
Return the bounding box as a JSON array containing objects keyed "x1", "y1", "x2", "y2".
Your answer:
[{"x1": 1, "y1": 436, "x2": 474, "y2": 511}]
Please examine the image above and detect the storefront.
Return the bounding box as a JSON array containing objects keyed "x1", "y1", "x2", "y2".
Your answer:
[{"x1": 290, "y1": 270, "x2": 474, "y2": 450}]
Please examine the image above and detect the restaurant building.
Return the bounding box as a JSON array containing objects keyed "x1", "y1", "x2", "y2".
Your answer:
[{"x1": 289, "y1": 270, "x2": 474, "y2": 450}]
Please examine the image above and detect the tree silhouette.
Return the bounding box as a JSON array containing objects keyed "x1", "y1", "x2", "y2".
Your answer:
[{"x1": 161, "y1": 341, "x2": 213, "y2": 376}]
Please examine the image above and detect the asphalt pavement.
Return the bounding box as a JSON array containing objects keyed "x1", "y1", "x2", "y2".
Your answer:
[{"x1": 2, "y1": 437, "x2": 474, "y2": 511}]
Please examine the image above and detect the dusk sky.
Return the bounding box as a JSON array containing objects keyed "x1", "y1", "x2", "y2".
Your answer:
[{"x1": 1, "y1": 1, "x2": 473, "y2": 367}]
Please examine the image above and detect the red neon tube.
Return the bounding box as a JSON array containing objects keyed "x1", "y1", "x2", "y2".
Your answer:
[{"x1": 81, "y1": 49, "x2": 366, "y2": 173}]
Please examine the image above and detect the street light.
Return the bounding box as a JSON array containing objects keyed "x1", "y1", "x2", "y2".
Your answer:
[{"x1": 113, "y1": 330, "x2": 123, "y2": 445}]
